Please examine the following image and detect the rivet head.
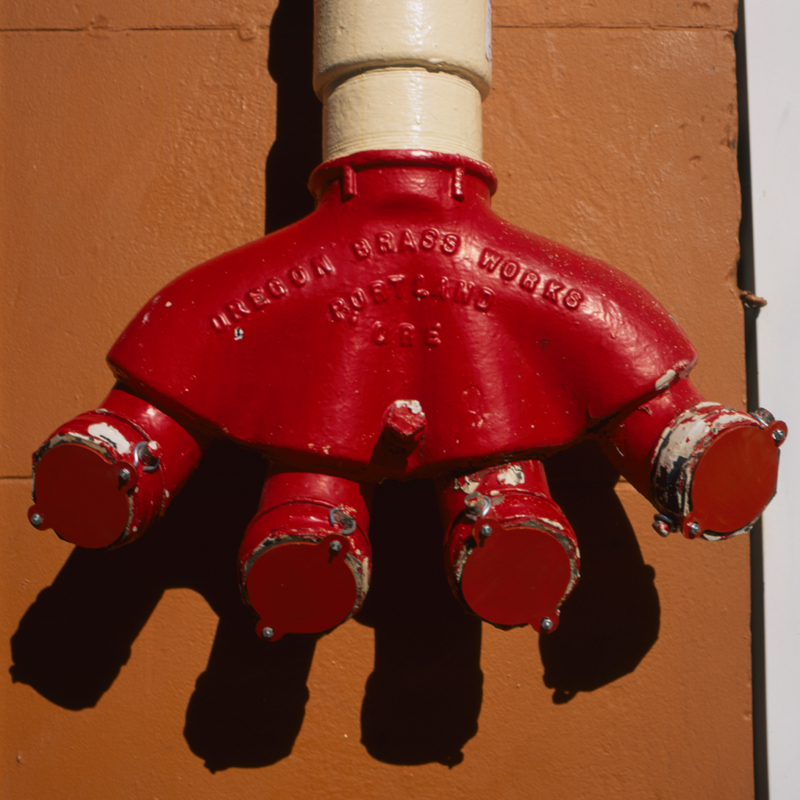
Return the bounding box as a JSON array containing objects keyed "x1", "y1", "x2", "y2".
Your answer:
[
  {"x1": 687, "y1": 521, "x2": 701, "y2": 537},
  {"x1": 30, "y1": 513, "x2": 43, "y2": 529},
  {"x1": 261, "y1": 626, "x2": 274, "y2": 640},
  {"x1": 773, "y1": 427, "x2": 787, "y2": 444},
  {"x1": 540, "y1": 617, "x2": 554, "y2": 632},
  {"x1": 118, "y1": 467, "x2": 132, "y2": 485},
  {"x1": 329, "y1": 540, "x2": 342, "y2": 554},
  {"x1": 479, "y1": 524, "x2": 493, "y2": 538}
]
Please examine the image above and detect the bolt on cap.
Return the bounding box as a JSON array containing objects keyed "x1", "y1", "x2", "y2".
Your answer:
[
  {"x1": 29, "y1": 513, "x2": 43, "y2": 529},
  {"x1": 540, "y1": 617, "x2": 554, "y2": 632},
  {"x1": 329, "y1": 540, "x2": 343, "y2": 554},
  {"x1": 261, "y1": 626, "x2": 274, "y2": 639}
]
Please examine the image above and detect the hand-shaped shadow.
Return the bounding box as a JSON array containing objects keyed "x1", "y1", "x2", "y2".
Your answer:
[{"x1": 9, "y1": 440, "x2": 659, "y2": 771}]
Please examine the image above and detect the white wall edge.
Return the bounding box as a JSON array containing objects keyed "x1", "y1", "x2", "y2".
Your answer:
[{"x1": 743, "y1": 2, "x2": 800, "y2": 797}]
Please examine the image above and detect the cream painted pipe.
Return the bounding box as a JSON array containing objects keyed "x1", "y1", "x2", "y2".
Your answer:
[{"x1": 314, "y1": 0, "x2": 492, "y2": 161}]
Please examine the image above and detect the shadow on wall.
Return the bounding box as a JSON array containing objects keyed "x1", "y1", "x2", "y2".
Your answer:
[
  {"x1": 8, "y1": 0, "x2": 660, "y2": 774},
  {"x1": 541, "y1": 442, "x2": 661, "y2": 704}
]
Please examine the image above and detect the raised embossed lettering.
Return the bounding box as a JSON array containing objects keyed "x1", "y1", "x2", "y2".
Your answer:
[
  {"x1": 267, "y1": 278, "x2": 287, "y2": 299},
  {"x1": 500, "y1": 259, "x2": 520, "y2": 281},
  {"x1": 289, "y1": 266, "x2": 309, "y2": 287},
  {"x1": 420, "y1": 229, "x2": 438, "y2": 250},
  {"x1": 312, "y1": 254, "x2": 335, "y2": 277},
  {"x1": 369, "y1": 280, "x2": 388, "y2": 304},
  {"x1": 387, "y1": 274, "x2": 407, "y2": 299},
  {"x1": 413, "y1": 274, "x2": 430, "y2": 298},
  {"x1": 226, "y1": 299, "x2": 251, "y2": 321},
  {"x1": 433, "y1": 276, "x2": 450, "y2": 300},
  {"x1": 351, "y1": 239, "x2": 371, "y2": 260},
  {"x1": 329, "y1": 298, "x2": 350, "y2": 321},
  {"x1": 478, "y1": 248, "x2": 503, "y2": 273},
  {"x1": 519, "y1": 270, "x2": 540, "y2": 293},
  {"x1": 349, "y1": 288, "x2": 367, "y2": 310},
  {"x1": 246, "y1": 287, "x2": 269, "y2": 309},
  {"x1": 453, "y1": 280, "x2": 475, "y2": 305},
  {"x1": 543, "y1": 279, "x2": 565, "y2": 303},
  {"x1": 426, "y1": 323, "x2": 443, "y2": 346},
  {"x1": 376, "y1": 231, "x2": 396, "y2": 254},
  {"x1": 441, "y1": 233, "x2": 460, "y2": 255},
  {"x1": 398, "y1": 322, "x2": 416, "y2": 347},
  {"x1": 400, "y1": 230, "x2": 417, "y2": 251},
  {"x1": 474, "y1": 287, "x2": 494, "y2": 312},
  {"x1": 564, "y1": 288, "x2": 583, "y2": 310},
  {"x1": 372, "y1": 320, "x2": 387, "y2": 344},
  {"x1": 210, "y1": 313, "x2": 231, "y2": 332}
]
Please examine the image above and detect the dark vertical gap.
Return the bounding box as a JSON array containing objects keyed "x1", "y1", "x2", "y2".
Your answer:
[
  {"x1": 264, "y1": 0, "x2": 322, "y2": 234},
  {"x1": 735, "y1": 3, "x2": 769, "y2": 798}
]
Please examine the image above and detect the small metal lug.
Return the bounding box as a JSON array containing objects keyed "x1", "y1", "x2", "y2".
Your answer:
[
  {"x1": 464, "y1": 492, "x2": 492, "y2": 521},
  {"x1": 118, "y1": 467, "x2": 132, "y2": 486},
  {"x1": 329, "y1": 506, "x2": 357, "y2": 535},
  {"x1": 652, "y1": 514, "x2": 674, "y2": 538},
  {"x1": 540, "y1": 617, "x2": 554, "y2": 632},
  {"x1": 133, "y1": 441, "x2": 161, "y2": 473},
  {"x1": 261, "y1": 626, "x2": 274, "y2": 640},
  {"x1": 773, "y1": 427, "x2": 787, "y2": 444},
  {"x1": 329, "y1": 540, "x2": 343, "y2": 555},
  {"x1": 753, "y1": 407, "x2": 775, "y2": 426},
  {"x1": 687, "y1": 521, "x2": 701, "y2": 538},
  {"x1": 30, "y1": 513, "x2": 43, "y2": 529},
  {"x1": 479, "y1": 523, "x2": 493, "y2": 538}
]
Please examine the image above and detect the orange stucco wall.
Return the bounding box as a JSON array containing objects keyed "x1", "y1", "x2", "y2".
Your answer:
[{"x1": 1, "y1": 1, "x2": 750, "y2": 797}]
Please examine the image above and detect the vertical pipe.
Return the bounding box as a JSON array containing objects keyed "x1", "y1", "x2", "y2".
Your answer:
[{"x1": 313, "y1": 0, "x2": 492, "y2": 161}]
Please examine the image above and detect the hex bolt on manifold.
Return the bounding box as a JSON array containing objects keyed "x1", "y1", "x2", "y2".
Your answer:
[{"x1": 28, "y1": 0, "x2": 786, "y2": 641}]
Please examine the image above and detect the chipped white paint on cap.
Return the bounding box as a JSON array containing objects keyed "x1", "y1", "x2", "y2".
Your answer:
[
  {"x1": 315, "y1": 0, "x2": 491, "y2": 160},
  {"x1": 87, "y1": 422, "x2": 132, "y2": 454},
  {"x1": 496, "y1": 463, "x2": 525, "y2": 486}
]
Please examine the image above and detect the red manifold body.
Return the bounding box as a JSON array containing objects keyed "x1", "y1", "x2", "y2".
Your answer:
[{"x1": 30, "y1": 150, "x2": 787, "y2": 637}]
